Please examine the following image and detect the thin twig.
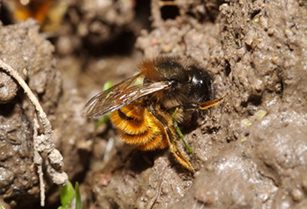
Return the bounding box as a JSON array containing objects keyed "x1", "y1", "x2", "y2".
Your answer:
[
  {"x1": 0, "y1": 60, "x2": 52, "y2": 135},
  {"x1": 159, "y1": 0, "x2": 177, "y2": 7},
  {"x1": 0, "y1": 59, "x2": 68, "y2": 206},
  {"x1": 33, "y1": 118, "x2": 45, "y2": 206},
  {"x1": 146, "y1": 166, "x2": 167, "y2": 209},
  {"x1": 151, "y1": 0, "x2": 163, "y2": 28}
]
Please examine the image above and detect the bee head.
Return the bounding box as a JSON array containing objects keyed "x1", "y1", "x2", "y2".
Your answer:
[{"x1": 142, "y1": 57, "x2": 215, "y2": 106}]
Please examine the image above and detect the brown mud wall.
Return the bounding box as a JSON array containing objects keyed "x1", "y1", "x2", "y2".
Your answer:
[{"x1": 0, "y1": 0, "x2": 306, "y2": 208}]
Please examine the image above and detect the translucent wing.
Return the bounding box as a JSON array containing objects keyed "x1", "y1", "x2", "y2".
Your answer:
[{"x1": 84, "y1": 73, "x2": 171, "y2": 118}]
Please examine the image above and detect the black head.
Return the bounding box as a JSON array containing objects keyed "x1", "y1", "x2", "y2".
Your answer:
[
  {"x1": 147, "y1": 57, "x2": 214, "y2": 106},
  {"x1": 185, "y1": 65, "x2": 214, "y2": 104}
]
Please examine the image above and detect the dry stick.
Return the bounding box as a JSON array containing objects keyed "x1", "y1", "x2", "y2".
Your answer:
[
  {"x1": 158, "y1": 0, "x2": 177, "y2": 7},
  {"x1": 0, "y1": 60, "x2": 52, "y2": 134},
  {"x1": 33, "y1": 118, "x2": 46, "y2": 206},
  {"x1": 146, "y1": 166, "x2": 167, "y2": 209},
  {"x1": 0, "y1": 59, "x2": 67, "y2": 206},
  {"x1": 0, "y1": 59, "x2": 47, "y2": 206},
  {"x1": 151, "y1": 0, "x2": 163, "y2": 28}
]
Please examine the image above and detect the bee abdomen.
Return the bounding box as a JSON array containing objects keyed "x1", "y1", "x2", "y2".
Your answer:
[
  {"x1": 120, "y1": 130, "x2": 158, "y2": 145},
  {"x1": 137, "y1": 134, "x2": 168, "y2": 151},
  {"x1": 110, "y1": 105, "x2": 148, "y2": 135},
  {"x1": 111, "y1": 105, "x2": 168, "y2": 151}
]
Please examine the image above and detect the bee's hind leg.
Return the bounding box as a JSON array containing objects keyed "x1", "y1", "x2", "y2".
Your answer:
[{"x1": 148, "y1": 105, "x2": 195, "y2": 172}]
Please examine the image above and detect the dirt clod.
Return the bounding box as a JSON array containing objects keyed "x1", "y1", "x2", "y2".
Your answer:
[{"x1": 0, "y1": 0, "x2": 307, "y2": 208}]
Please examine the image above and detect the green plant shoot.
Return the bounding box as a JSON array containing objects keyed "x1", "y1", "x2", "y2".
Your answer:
[
  {"x1": 95, "y1": 80, "x2": 113, "y2": 127},
  {"x1": 172, "y1": 108, "x2": 193, "y2": 154},
  {"x1": 58, "y1": 181, "x2": 82, "y2": 209}
]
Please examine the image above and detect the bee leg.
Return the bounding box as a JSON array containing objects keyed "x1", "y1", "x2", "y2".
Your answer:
[
  {"x1": 167, "y1": 137, "x2": 195, "y2": 172},
  {"x1": 148, "y1": 106, "x2": 195, "y2": 172},
  {"x1": 199, "y1": 98, "x2": 223, "y2": 110}
]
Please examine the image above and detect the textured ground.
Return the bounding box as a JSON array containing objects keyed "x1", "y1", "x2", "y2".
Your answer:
[{"x1": 0, "y1": 0, "x2": 306, "y2": 208}]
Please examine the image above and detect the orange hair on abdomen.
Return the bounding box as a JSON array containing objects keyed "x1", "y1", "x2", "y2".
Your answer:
[{"x1": 110, "y1": 104, "x2": 168, "y2": 151}]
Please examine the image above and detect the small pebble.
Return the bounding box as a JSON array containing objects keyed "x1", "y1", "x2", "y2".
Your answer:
[{"x1": 291, "y1": 188, "x2": 303, "y2": 202}]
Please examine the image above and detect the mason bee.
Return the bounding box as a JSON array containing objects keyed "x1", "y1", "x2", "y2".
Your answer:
[{"x1": 84, "y1": 57, "x2": 222, "y2": 172}]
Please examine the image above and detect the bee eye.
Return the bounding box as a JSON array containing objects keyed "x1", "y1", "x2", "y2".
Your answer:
[{"x1": 188, "y1": 67, "x2": 213, "y2": 103}]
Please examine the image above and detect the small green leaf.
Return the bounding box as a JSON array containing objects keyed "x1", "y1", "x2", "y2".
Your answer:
[
  {"x1": 59, "y1": 181, "x2": 75, "y2": 208},
  {"x1": 103, "y1": 81, "x2": 113, "y2": 91},
  {"x1": 75, "y1": 182, "x2": 82, "y2": 209},
  {"x1": 134, "y1": 77, "x2": 144, "y2": 85},
  {"x1": 171, "y1": 107, "x2": 193, "y2": 154},
  {"x1": 95, "y1": 115, "x2": 110, "y2": 127},
  {"x1": 94, "y1": 81, "x2": 113, "y2": 127}
]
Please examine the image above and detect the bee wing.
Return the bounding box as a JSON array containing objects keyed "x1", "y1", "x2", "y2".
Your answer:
[{"x1": 84, "y1": 74, "x2": 170, "y2": 118}]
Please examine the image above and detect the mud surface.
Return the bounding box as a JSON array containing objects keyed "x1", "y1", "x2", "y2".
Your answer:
[
  {"x1": 0, "y1": 21, "x2": 61, "y2": 207},
  {"x1": 0, "y1": 0, "x2": 307, "y2": 208}
]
